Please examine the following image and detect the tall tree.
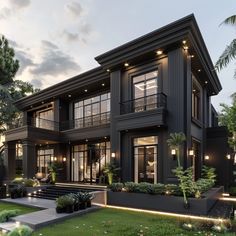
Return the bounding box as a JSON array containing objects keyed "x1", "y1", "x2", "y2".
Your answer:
[
  {"x1": 215, "y1": 15, "x2": 236, "y2": 77},
  {"x1": 219, "y1": 93, "x2": 236, "y2": 152}
]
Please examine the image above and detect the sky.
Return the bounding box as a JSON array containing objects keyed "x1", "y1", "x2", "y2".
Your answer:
[{"x1": 0, "y1": 0, "x2": 235, "y2": 111}]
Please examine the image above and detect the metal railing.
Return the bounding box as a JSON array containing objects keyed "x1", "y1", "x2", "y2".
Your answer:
[
  {"x1": 120, "y1": 93, "x2": 167, "y2": 114},
  {"x1": 60, "y1": 112, "x2": 110, "y2": 131}
]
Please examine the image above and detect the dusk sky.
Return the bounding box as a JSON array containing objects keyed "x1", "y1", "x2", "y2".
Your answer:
[{"x1": 0, "y1": 0, "x2": 235, "y2": 110}]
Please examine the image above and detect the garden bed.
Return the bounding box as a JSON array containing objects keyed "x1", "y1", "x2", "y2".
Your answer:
[{"x1": 107, "y1": 186, "x2": 224, "y2": 215}]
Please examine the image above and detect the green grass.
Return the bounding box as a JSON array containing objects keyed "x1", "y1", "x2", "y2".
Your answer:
[
  {"x1": 33, "y1": 208, "x2": 236, "y2": 236},
  {"x1": 0, "y1": 202, "x2": 37, "y2": 216}
]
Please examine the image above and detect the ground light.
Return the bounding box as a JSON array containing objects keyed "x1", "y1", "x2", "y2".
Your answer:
[{"x1": 93, "y1": 203, "x2": 228, "y2": 223}]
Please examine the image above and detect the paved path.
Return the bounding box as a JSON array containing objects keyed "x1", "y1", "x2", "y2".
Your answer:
[{"x1": 0, "y1": 197, "x2": 100, "y2": 231}]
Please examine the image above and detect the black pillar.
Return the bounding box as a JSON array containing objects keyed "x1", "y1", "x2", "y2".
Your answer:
[{"x1": 4, "y1": 141, "x2": 16, "y2": 181}]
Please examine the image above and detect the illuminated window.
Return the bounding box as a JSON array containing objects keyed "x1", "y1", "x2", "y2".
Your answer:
[
  {"x1": 16, "y1": 143, "x2": 23, "y2": 160},
  {"x1": 192, "y1": 76, "x2": 201, "y2": 120}
]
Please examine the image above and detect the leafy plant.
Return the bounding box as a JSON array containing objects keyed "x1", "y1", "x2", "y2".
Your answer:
[
  {"x1": 124, "y1": 182, "x2": 140, "y2": 192},
  {"x1": 0, "y1": 210, "x2": 19, "y2": 222},
  {"x1": 109, "y1": 183, "x2": 123, "y2": 192},
  {"x1": 137, "y1": 182, "x2": 152, "y2": 193},
  {"x1": 167, "y1": 132, "x2": 186, "y2": 167},
  {"x1": 147, "y1": 183, "x2": 165, "y2": 195},
  {"x1": 56, "y1": 195, "x2": 74, "y2": 209},
  {"x1": 7, "y1": 225, "x2": 33, "y2": 236},
  {"x1": 103, "y1": 162, "x2": 120, "y2": 185},
  {"x1": 165, "y1": 184, "x2": 181, "y2": 196},
  {"x1": 201, "y1": 165, "x2": 217, "y2": 184},
  {"x1": 48, "y1": 162, "x2": 62, "y2": 184}
]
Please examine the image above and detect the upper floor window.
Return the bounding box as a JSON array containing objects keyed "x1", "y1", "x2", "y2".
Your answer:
[
  {"x1": 35, "y1": 108, "x2": 54, "y2": 130},
  {"x1": 132, "y1": 70, "x2": 158, "y2": 112},
  {"x1": 192, "y1": 77, "x2": 201, "y2": 121},
  {"x1": 74, "y1": 92, "x2": 110, "y2": 128}
]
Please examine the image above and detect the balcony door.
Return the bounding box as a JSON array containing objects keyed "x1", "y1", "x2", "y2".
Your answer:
[
  {"x1": 134, "y1": 136, "x2": 158, "y2": 184},
  {"x1": 132, "y1": 70, "x2": 158, "y2": 112}
]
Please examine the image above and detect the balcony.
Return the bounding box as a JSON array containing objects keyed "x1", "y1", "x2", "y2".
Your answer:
[
  {"x1": 7, "y1": 117, "x2": 59, "y2": 131},
  {"x1": 120, "y1": 93, "x2": 167, "y2": 115},
  {"x1": 60, "y1": 112, "x2": 110, "y2": 131}
]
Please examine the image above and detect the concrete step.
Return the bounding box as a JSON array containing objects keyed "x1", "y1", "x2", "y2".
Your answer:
[{"x1": 0, "y1": 221, "x2": 18, "y2": 233}]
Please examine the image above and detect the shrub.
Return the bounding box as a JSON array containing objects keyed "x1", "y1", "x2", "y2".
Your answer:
[
  {"x1": 229, "y1": 186, "x2": 236, "y2": 196},
  {"x1": 9, "y1": 186, "x2": 27, "y2": 199},
  {"x1": 56, "y1": 195, "x2": 74, "y2": 209},
  {"x1": 0, "y1": 210, "x2": 19, "y2": 223},
  {"x1": 11, "y1": 178, "x2": 40, "y2": 187},
  {"x1": 201, "y1": 165, "x2": 216, "y2": 184},
  {"x1": 7, "y1": 225, "x2": 33, "y2": 236},
  {"x1": 165, "y1": 184, "x2": 181, "y2": 195},
  {"x1": 195, "y1": 178, "x2": 214, "y2": 194},
  {"x1": 110, "y1": 183, "x2": 123, "y2": 192},
  {"x1": 147, "y1": 183, "x2": 165, "y2": 195},
  {"x1": 138, "y1": 182, "x2": 152, "y2": 193},
  {"x1": 124, "y1": 182, "x2": 140, "y2": 193}
]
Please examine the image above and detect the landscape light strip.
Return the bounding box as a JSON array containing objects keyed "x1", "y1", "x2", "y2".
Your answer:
[
  {"x1": 220, "y1": 197, "x2": 236, "y2": 202},
  {"x1": 93, "y1": 203, "x2": 227, "y2": 223}
]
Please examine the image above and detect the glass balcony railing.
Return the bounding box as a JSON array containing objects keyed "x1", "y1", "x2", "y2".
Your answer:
[{"x1": 120, "y1": 93, "x2": 167, "y2": 115}]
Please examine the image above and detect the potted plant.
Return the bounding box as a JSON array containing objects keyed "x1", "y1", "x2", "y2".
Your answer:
[
  {"x1": 56, "y1": 195, "x2": 74, "y2": 213},
  {"x1": 84, "y1": 192, "x2": 94, "y2": 208},
  {"x1": 68, "y1": 193, "x2": 79, "y2": 211},
  {"x1": 77, "y1": 192, "x2": 87, "y2": 210},
  {"x1": 48, "y1": 162, "x2": 63, "y2": 184},
  {"x1": 103, "y1": 162, "x2": 120, "y2": 185}
]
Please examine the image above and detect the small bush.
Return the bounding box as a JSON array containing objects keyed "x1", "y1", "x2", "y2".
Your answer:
[
  {"x1": 56, "y1": 195, "x2": 74, "y2": 208},
  {"x1": 124, "y1": 182, "x2": 140, "y2": 193},
  {"x1": 0, "y1": 210, "x2": 19, "y2": 223},
  {"x1": 165, "y1": 184, "x2": 181, "y2": 195},
  {"x1": 138, "y1": 182, "x2": 152, "y2": 193},
  {"x1": 195, "y1": 178, "x2": 213, "y2": 194},
  {"x1": 110, "y1": 183, "x2": 123, "y2": 192},
  {"x1": 7, "y1": 225, "x2": 33, "y2": 236},
  {"x1": 147, "y1": 183, "x2": 165, "y2": 195}
]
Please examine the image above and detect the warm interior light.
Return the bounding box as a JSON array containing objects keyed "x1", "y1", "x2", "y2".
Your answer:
[
  {"x1": 189, "y1": 149, "x2": 194, "y2": 156},
  {"x1": 111, "y1": 152, "x2": 116, "y2": 158},
  {"x1": 51, "y1": 156, "x2": 54, "y2": 162},
  {"x1": 183, "y1": 46, "x2": 189, "y2": 50},
  {"x1": 226, "y1": 154, "x2": 231, "y2": 160},
  {"x1": 72, "y1": 158, "x2": 75, "y2": 162},
  {"x1": 124, "y1": 63, "x2": 129, "y2": 67},
  {"x1": 182, "y1": 40, "x2": 187, "y2": 44},
  {"x1": 156, "y1": 50, "x2": 163, "y2": 55},
  {"x1": 171, "y1": 149, "x2": 176, "y2": 155},
  {"x1": 204, "y1": 155, "x2": 209, "y2": 160},
  {"x1": 63, "y1": 157, "x2": 67, "y2": 162}
]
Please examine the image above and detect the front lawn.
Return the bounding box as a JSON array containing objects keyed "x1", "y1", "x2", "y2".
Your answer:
[
  {"x1": 0, "y1": 202, "x2": 37, "y2": 215},
  {"x1": 33, "y1": 208, "x2": 235, "y2": 236}
]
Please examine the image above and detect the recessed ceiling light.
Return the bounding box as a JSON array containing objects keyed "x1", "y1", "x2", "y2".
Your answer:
[
  {"x1": 124, "y1": 62, "x2": 129, "y2": 67},
  {"x1": 198, "y1": 69, "x2": 201, "y2": 72},
  {"x1": 205, "y1": 81, "x2": 208, "y2": 84},
  {"x1": 68, "y1": 94, "x2": 72, "y2": 98},
  {"x1": 191, "y1": 55, "x2": 194, "y2": 58},
  {"x1": 85, "y1": 139, "x2": 88, "y2": 142},
  {"x1": 106, "y1": 69, "x2": 110, "y2": 72},
  {"x1": 182, "y1": 40, "x2": 187, "y2": 44},
  {"x1": 156, "y1": 50, "x2": 163, "y2": 55},
  {"x1": 41, "y1": 101, "x2": 44, "y2": 104},
  {"x1": 102, "y1": 83, "x2": 105, "y2": 86},
  {"x1": 84, "y1": 89, "x2": 88, "y2": 92}
]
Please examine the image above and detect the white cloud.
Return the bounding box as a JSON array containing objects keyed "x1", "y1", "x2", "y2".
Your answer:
[{"x1": 65, "y1": 1, "x2": 83, "y2": 19}]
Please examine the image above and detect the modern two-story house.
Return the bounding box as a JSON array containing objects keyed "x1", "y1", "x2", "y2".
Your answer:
[{"x1": 4, "y1": 14, "x2": 231, "y2": 186}]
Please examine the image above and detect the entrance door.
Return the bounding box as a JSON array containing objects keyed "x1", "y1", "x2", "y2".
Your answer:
[{"x1": 134, "y1": 136, "x2": 158, "y2": 184}]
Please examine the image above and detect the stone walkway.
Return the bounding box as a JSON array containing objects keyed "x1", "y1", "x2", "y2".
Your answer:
[{"x1": 0, "y1": 197, "x2": 100, "y2": 231}]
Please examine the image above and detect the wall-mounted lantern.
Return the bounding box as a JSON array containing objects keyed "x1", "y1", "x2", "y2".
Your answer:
[
  {"x1": 51, "y1": 156, "x2": 54, "y2": 162},
  {"x1": 171, "y1": 149, "x2": 177, "y2": 160},
  {"x1": 189, "y1": 149, "x2": 194, "y2": 156},
  {"x1": 111, "y1": 152, "x2": 116, "y2": 158},
  {"x1": 63, "y1": 157, "x2": 67, "y2": 162},
  {"x1": 204, "y1": 155, "x2": 210, "y2": 160},
  {"x1": 226, "y1": 154, "x2": 231, "y2": 160},
  {"x1": 54, "y1": 157, "x2": 57, "y2": 161}
]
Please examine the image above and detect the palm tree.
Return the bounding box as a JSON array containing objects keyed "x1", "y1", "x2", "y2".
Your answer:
[{"x1": 215, "y1": 15, "x2": 236, "y2": 75}]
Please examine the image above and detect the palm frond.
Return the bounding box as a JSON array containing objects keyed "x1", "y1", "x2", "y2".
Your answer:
[
  {"x1": 215, "y1": 39, "x2": 236, "y2": 71},
  {"x1": 220, "y1": 15, "x2": 236, "y2": 26}
]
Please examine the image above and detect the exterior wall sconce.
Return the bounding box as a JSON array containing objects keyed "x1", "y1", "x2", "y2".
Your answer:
[
  {"x1": 111, "y1": 152, "x2": 116, "y2": 158},
  {"x1": 63, "y1": 157, "x2": 67, "y2": 162},
  {"x1": 54, "y1": 157, "x2": 57, "y2": 161},
  {"x1": 189, "y1": 149, "x2": 194, "y2": 156},
  {"x1": 51, "y1": 156, "x2": 54, "y2": 162},
  {"x1": 226, "y1": 154, "x2": 231, "y2": 160},
  {"x1": 72, "y1": 158, "x2": 75, "y2": 162},
  {"x1": 171, "y1": 149, "x2": 176, "y2": 160},
  {"x1": 204, "y1": 155, "x2": 210, "y2": 160}
]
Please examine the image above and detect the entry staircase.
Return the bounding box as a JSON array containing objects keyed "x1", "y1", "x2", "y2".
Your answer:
[{"x1": 29, "y1": 183, "x2": 107, "y2": 200}]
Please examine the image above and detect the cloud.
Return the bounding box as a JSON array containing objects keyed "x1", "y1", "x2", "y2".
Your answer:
[
  {"x1": 0, "y1": 7, "x2": 12, "y2": 19},
  {"x1": 65, "y1": 1, "x2": 83, "y2": 18},
  {"x1": 9, "y1": 0, "x2": 31, "y2": 9},
  {"x1": 30, "y1": 40, "x2": 81, "y2": 77},
  {"x1": 30, "y1": 78, "x2": 43, "y2": 88},
  {"x1": 62, "y1": 30, "x2": 79, "y2": 42}
]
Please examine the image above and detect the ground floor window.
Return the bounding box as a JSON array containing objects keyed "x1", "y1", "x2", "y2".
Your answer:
[
  {"x1": 133, "y1": 136, "x2": 158, "y2": 184},
  {"x1": 37, "y1": 148, "x2": 54, "y2": 174},
  {"x1": 71, "y1": 141, "x2": 110, "y2": 183}
]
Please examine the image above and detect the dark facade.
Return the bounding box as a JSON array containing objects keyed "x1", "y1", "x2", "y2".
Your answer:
[{"x1": 4, "y1": 14, "x2": 228, "y2": 185}]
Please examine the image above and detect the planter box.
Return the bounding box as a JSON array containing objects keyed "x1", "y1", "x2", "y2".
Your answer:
[
  {"x1": 107, "y1": 187, "x2": 223, "y2": 215},
  {"x1": 0, "y1": 185, "x2": 6, "y2": 199}
]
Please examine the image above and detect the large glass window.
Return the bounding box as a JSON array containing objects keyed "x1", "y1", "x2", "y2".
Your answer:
[
  {"x1": 71, "y1": 141, "x2": 110, "y2": 183},
  {"x1": 133, "y1": 70, "x2": 158, "y2": 112},
  {"x1": 37, "y1": 148, "x2": 54, "y2": 175},
  {"x1": 133, "y1": 136, "x2": 158, "y2": 184},
  {"x1": 35, "y1": 108, "x2": 54, "y2": 130},
  {"x1": 192, "y1": 77, "x2": 201, "y2": 121},
  {"x1": 74, "y1": 92, "x2": 110, "y2": 128}
]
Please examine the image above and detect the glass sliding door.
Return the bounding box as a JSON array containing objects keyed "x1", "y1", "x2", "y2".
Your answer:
[
  {"x1": 134, "y1": 136, "x2": 158, "y2": 184},
  {"x1": 71, "y1": 141, "x2": 110, "y2": 183},
  {"x1": 37, "y1": 148, "x2": 54, "y2": 175}
]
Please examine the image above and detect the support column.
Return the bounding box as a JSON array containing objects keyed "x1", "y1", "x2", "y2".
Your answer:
[
  {"x1": 4, "y1": 141, "x2": 16, "y2": 181},
  {"x1": 22, "y1": 140, "x2": 37, "y2": 178}
]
